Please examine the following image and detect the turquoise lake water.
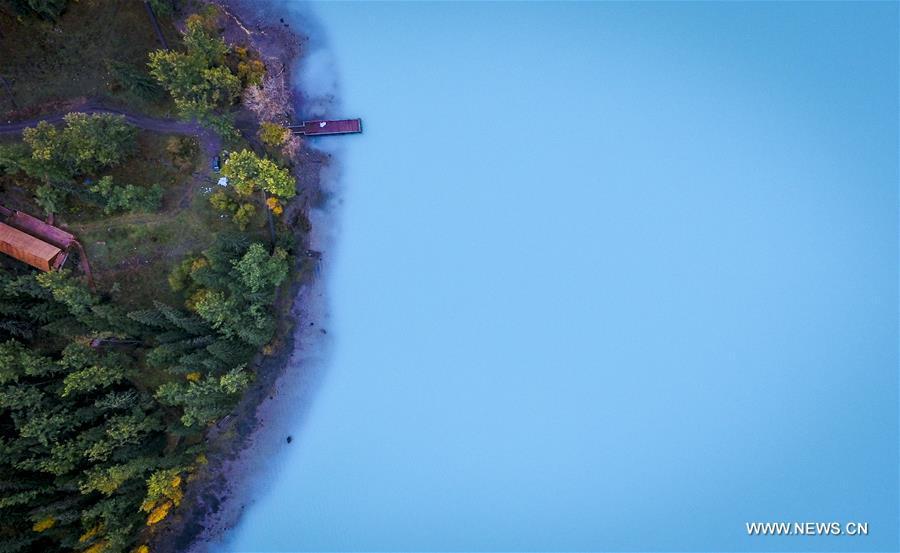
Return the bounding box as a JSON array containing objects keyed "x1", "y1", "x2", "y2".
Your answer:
[{"x1": 220, "y1": 2, "x2": 898, "y2": 551}]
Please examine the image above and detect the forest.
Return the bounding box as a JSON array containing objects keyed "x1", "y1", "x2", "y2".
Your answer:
[
  {"x1": 0, "y1": 2, "x2": 302, "y2": 552},
  {"x1": 0, "y1": 233, "x2": 288, "y2": 553}
]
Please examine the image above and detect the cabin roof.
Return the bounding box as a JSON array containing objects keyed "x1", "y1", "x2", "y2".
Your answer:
[
  {"x1": 7, "y1": 210, "x2": 75, "y2": 249},
  {"x1": 0, "y1": 222, "x2": 62, "y2": 265}
]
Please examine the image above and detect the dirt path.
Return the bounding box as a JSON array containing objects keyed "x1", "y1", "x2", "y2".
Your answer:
[
  {"x1": 143, "y1": 0, "x2": 170, "y2": 50},
  {"x1": 0, "y1": 103, "x2": 222, "y2": 160},
  {"x1": 1, "y1": 101, "x2": 224, "y2": 225}
]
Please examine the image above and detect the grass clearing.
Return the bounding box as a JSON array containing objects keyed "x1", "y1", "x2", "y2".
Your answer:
[
  {"x1": 0, "y1": 0, "x2": 180, "y2": 118},
  {"x1": 2, "y1": 127, "x2": 273, "y2": 311},
  {"x1": 1, "y1": 0, "x2": 281, "y2": 309},
  {"x1": 68, "y1": 132, "x2": 270, "y2": 310}
]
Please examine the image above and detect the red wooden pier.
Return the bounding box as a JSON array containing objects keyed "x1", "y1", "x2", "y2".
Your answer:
[{"x1": 289, "y1": 118, "x2": 362, "y2": 136}]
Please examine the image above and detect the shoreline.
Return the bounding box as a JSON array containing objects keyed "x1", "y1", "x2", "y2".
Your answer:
[{"x1": 150, "y1": 2, "x2": 335, "y2": 551}]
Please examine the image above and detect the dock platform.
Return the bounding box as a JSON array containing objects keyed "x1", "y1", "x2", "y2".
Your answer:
[{"x1": 289, "y1": 119, "x2": 362, "y2": 136}]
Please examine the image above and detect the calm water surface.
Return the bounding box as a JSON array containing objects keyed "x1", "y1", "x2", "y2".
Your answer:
[{"x1": 221, "y1": 2, "x2": 898, "y2": 551}]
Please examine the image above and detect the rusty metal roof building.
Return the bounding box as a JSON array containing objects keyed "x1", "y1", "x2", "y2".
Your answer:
[
  {"x1": 0, "y1": 222, "x2": 63, "y2": 272},
  {"x1": 7, "y1": 209, "x2": 75, "y2": 249}
]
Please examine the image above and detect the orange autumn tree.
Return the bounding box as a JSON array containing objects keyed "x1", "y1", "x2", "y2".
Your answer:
[
  {"x1": 141, "y1": 468, "x2": 185, "y2": 525},
  {"x1": 266, "y1": 196, "x2": 284, "y2": 216},
  {"x1": 32, "y1": 516, "x2": 56, "y2": 532}
]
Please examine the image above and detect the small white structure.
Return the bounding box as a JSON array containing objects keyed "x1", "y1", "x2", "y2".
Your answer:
[{"x1": 217, "y1": 177, "x2": 229, "y2": 187}]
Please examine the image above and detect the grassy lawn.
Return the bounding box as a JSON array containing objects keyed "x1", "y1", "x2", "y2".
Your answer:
[
  {"x1": 0, "y1": 0, "x2": 180, "y2": 118},
  {"x1": 2, "y1": 129, "x2": 271, "y2": 311},
  {"x1": 76, "y1": 206, "x2": 220, "y2": 309},
  {"x1": 67, "y1": 133, "x2": 271, "y2": 310}
]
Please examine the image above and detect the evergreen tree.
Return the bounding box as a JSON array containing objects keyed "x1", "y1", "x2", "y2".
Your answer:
[{"x1": 155, "y1": 367, "x2": 250, "y2": 427}]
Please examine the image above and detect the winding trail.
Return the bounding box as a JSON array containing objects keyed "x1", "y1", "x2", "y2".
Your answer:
[{"x1": 0, "y1": 104, "x2": 221, "y2": 158}]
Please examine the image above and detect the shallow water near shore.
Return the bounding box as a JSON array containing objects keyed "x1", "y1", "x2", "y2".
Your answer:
[{"x1": 218, "y1": 2, "x2": 898, "y2": 551}]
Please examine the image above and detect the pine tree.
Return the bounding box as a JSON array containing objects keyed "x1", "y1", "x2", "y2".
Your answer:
[{"x1": 153, "y1": 301, "x2": 211, "y2": 336}]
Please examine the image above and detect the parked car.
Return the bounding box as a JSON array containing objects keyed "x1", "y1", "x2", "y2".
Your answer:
[{"x1": 211, "y1": 156, "x2": 221, "y2": 172}]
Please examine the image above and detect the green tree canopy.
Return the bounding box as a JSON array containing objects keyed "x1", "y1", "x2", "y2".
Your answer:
[
  {"x1": 258, "y1": 122, "x2": 289, "y2": 147},
  {"x1": 89, "y1": 175, "x2": 163, "y2": 215},
  {"x1": 221, "y1": 149, "x2": 296, "y2": 198},
  {"x1": 21, "y1": 113, "x2": 136, "y2": 180},
  {"x1": 155, "y1": 367, "x2": 251, "y2": 427},
  {"x1": 234, "y1": 243, "x2": 290, "y2": 293},
  {"x1": 148, "y1": 15, "x2": 241, "y2": 121}
]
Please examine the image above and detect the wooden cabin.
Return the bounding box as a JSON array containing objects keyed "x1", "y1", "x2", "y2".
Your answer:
[{"x1": 0, "y1": 222, "x2": 64, "y2": 272}]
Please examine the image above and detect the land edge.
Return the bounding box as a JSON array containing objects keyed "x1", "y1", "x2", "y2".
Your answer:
[{"x1": 147, "y1": 2, "x2": 333, "y2": 552}]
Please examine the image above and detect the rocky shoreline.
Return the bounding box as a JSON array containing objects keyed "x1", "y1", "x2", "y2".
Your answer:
[{"x1": 149, "y1": 2, "x2": 334, "y2": 551}]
